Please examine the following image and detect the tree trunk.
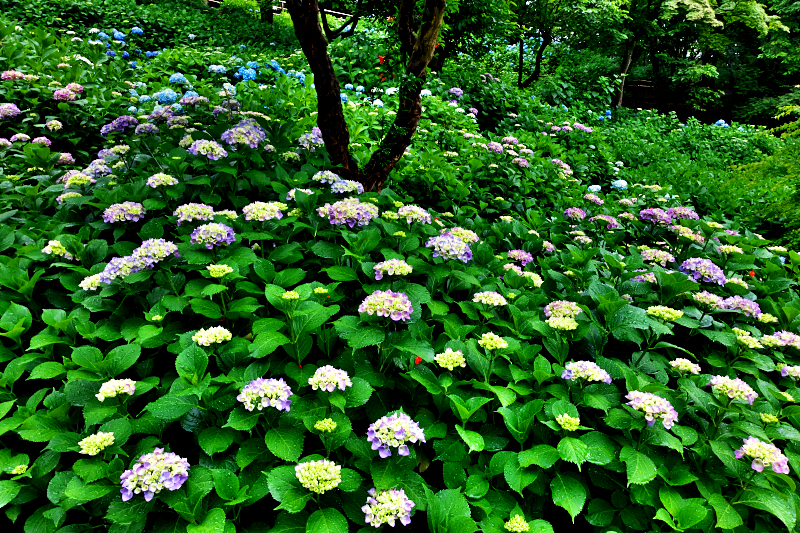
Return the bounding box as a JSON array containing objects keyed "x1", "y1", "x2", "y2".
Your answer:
[
  {"x1": 517, "y1": 35, "x2": 524, "y2": 88},
  {"x1": 287, "y1": 0, "x2": 446, "y2": 192},
  {"x1": 615, "y1": 40, "x2": 638, "y2": 108},
  {"x1": 260, "y1": 1, "x2": 273, "y2": 23},
  {"x1": 520, "y1": 32, "x2": 551, "y2": 88}
]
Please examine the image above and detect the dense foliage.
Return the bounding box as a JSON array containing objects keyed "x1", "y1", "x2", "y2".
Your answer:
[{"x1": 3, "y1": 2, "x2": 800, "y2": 533}]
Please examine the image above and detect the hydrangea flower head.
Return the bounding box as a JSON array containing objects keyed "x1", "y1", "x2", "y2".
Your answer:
[
  {"x1": 473, "y1": 291, "x2": 508, "y2": 306},
  {"x1": 367, "y1": 412, "x2": 425, "y2": 458},
  {"x1": 119, "y1": 448, "x2": 190, "y2": 502},
  {"x1": 309, "y1": 365, "x2": 353, "y2": 391},
  {"x1": 374, "y1": 259, "x2": 412, "y2": 280},
  {"x1": 639, "y1": 208, "x2": 671, "y2": 225},
  {"x1": 237, "y1": 378, "x2": 293, "y2": 411},
  {"x1": 295, "y1": 460, "x2": 341, "y2": 493},
  {"x1": 242, "y1": 201, "x2": 287, "y2": 222},
  {"x1": 190, "y1": 223, "x2": 235, "y2": 249},
  {"x1": 79, "y1": 432, "x2": 115, "y2": 455},
  {"x1": 478, "y1": 332, "x2": 508, "y2": 350},
  {"x1": 207, "y1": 264, "x2": 234, "y2": 278},
  {"x1": 544, "y1": 300, "x2": 582, "y2": 318},
  {"x1": 188, "y1": 139, "x2": 228, "y2": 160},
  {"x1": 103, "y1": 202, "x2": 146, "y2": 223},
  {"x1": 426, "y1": 232, "x2": 472, "y2": 262},
  {"x1": 362, "y1": 488, "x2": 415, "y2": 527},
  {"x1": 708, "y1": 375, "x2": 758, "y2": 404},
  {"x1": 722, "y1": 296, "x2": 761, "y2": 317},
  {"x1": 96, "y1": 379, "x2": 136, "y2": 401},
  {"x1": 670, "y1": 358, "x2": 701, "y2": 374},
  {"x1": 680, "y1": 258, "x2": 726, "y2": 285},
  {"x1": 561, "y1": 361, "x2": 612, "y2": 384},
  {"x1": 317, "y1": 197, "x2": 379, "y2": 227},
  {"x1": 667, "y1": 206, "x2": 699, "y2": 220},
  {"x1": 563, "y1": 207, "x2": 586, "y2": 220},
  {"x1": 315, "y1": 418, "x2": 337, "y2": 432},
  {"x1": 358, "y1": 290, "x2": 413, "y2": 321},
  {"x1": 508, "y1": 249, "x2": 533, "y2": 266},
  {"x1": 505, "y1": 514, "x2": 530, "y2": 532},
  {"x1": 397, "y1": 205, "x2": 431, "y2": 224},
  {"x1": 625, "y1": 391, "x2": 679, "y2": 429},
  {"x1": 647, "y1": 305, "x2": 684, "y2": 321},
  {"x1": 331, "y1": 179, "x2": 365, "y2": 194},
  {"x1": 221, "y1": 118, "x2": 266, "y2": 149},
  {"x1": 192, "y1": 326, "x2": 232, "y2": 346},
  {"x1": 173, "y1": 203, "x2": 214, "y2": 225},
  {"x1": 735, "y1": 437, "x2": 789, "y2": 474},
  {"x1": 147, "y1": 173, "x2": 178, "y2": 188},
  {"x1": 556, "y1": 414, "x2": 580, "y2": 431},
  {"x1": 435, "y1": 348, "x2": 466, "y2": 371}
]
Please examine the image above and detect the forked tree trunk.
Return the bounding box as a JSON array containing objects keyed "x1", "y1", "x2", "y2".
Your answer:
[
  {"x1": 520, "y1": 32, "x2": 552, "y2": 88},
  {"x1": 615, "y1": 39, "x2": 638, "y2": 108},
  {"x1": 287, "y1": 0, "x2": 446, "y2": 192}
]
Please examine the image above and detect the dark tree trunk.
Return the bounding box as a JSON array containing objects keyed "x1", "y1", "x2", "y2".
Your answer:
[
  {"x1": 615, "y1": 39, "x2": 638, "y2": 108},
  {"x1": 287, "y1": 0, "x2": 446, "y2": 192},
  {"x1": 520, "y1": 32, "x2": 551, "y2": 88},
  {"x1": 320, "y1": 2, "x2": 360, "y2": 41},
  {"x1": 517, "y1": 35, "x2": 524, "y2": 87},
  {"x1": 260, "y1": 2, "x2": 273, "y2": 23}
]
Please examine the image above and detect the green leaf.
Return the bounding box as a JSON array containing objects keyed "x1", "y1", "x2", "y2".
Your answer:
[
  {"x1": 211, "y1": 469, "x2": 239, "y2": 501},
  {"x1": 175, "y1": 344, "x2": 208, "y2": 384},
  {"x1": 519, "y1": 445, "x2": 560, "y2": 469},
  {"x1": 504, "y1": 455, "x2": 539, "y2": 495},
  {"x1": 306, "y1": 508, "x2": 348, "y2": 533},
  {"x1": 64, "y1": 477, "x2": 115, "y2": 501},
  {"x1": 276, "y1": 488, "x2": 312, "y2": 513},
  {"x1": 28, "y1": 333, "x2": 68, "y2": 351},
  {"x1": 199, "y1": 428, "x2": 235, "y2": 455},
  {"x1": 619, "y1": 446, "x2": 657, "y2": 486},
  {"x1": 250, "y1": 330, "x2": 291, "y2": 358},
  {"x1": 224, "y1": 406, "x2": 261, "y2": 431},
  {"x1": 455, "y1": 425, "x2": 484, "y2": 453},
  {"x1": 190, "y1": 298, "x2": 223, "y2": 319},
  {"x1": 323, "y1": 266, "x2": 359, "y2": 281},
  {"x1": 338, "y1": 469, "x2": 362, "y2": 492},
  {"x1": 550, "y1": 473, "x2": 586, "y2": 523},
  {"x1": 265, "y1": 428, "x2": 304, "y2": 462},
  {"x1": 186, "y1": 508, "x2": 226, "y2": 533},
  {"x1": 333, "y1": 316, "x2": 384, "y2": 349},
  {"x1": 104, "y1": 344, "x2": 141, "y2": 376},
  {"x1": 28, "y1": 361, "x2": 66, "y2": 380},
  {"x1": 344, "y1": 377, "x2": 373, "y2": 408},
  {"x1": 707, "y1": 494, "x2": 743, "y2": 529},
  {"x1": 557, "y1": 437, "x2": 588, "y2": 471},
  {"x1": 0, "y1": 480, "x2": 21, "y2": 509},
  {"x1": 370, "y1": 460, "x2": 400, "y2": 491},
  {"x1": 738, "y1": 488, "x2": 796, "y2": 530},
  {"x1": 579, "y1": 432, "x2": 616, "y2": 465}
]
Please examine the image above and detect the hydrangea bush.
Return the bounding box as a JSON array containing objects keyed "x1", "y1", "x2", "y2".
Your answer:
[{"x1": 1, "y1": 7, "x2": 800, "y2": 533}]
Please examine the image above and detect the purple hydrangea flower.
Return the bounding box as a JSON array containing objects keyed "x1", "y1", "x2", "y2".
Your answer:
[
  {"x1": 508, "y1": 249, "x2": 533, "y2": 266},
  {"x1": 362, "y1": 488, "x2": 415, "y2": 528},
  {"x1": 680, "y1": 258, "x2": 726, "y2": 285},
  {"x1": 317, "y1": 198, "x2": 379, "y2": 227},
  {"x1": 485, "y1": 141, "x2": 503, "y2": 153},
  {"x1": 32, "y1": 136, "x2": 51, "y2": 146},
  {"x1": 501, "y1": 136, "x2": 519, "y2": 145},
  {"x1": 722, "y1": 296, "x2": 761, "y2": 317},
  {"x1": 589, "y1": 214, "x2": 620, "y2": 229},
  {"x1": 134, "y1": 123, "x2": 159, "y2": 136},
  {"x1": 237, "y1": 378, "x2": 293, "y2": 411},
  {"x1": 367, "y1": 412, "x2": 426, "y2": 458},
  {"x1": 667, "y1": 206, "x2": 699, "y2": 220},
  {"x1": 188, "y1": 139, "x2": 228, "y2": 160},
  {"x1": 639, "y1": 208, "x2": 672, "y2": 225},
  {"x1": 426, "y1": 232, "x2": 472, "y2": 262},
  {"x1": 563, "y1": 207, "x2": 586, "y2": 220},
  {"x1": 735, "y1": 437, "x2": 789, "y2": 474},
  {"x1": 221, "y1": 118, "x2": 267, "y2": 149},
  {"x1": 103, "y1": 202, "x2": 146, "y2": 223},
  {"x1": 448, "y1": 87, "x2": 464, "y2": 97},
  {"x1": 190, "y1": 223, "x2": 236, "y2": 249},
  {"x1": 99, "y1": 239, "x2": 180, "y2": 284},
  {"x1": 100, "y1": 115, "x2": 139, "y2": 137},
  {"x1": 119, "y1": 448, "x2": 190, "y2": 502},
  {"x1": 298, "y1": 126, "x2": 324, "y2": 151},
  {"x1": 561, "y1": 361, "x2": 612, "y2": 384},
  {"x1": 358, "y1": 290, "x2": 413, "y2": 321},
  {"x1": 625, "y1": 391, "x2": 679, "y2": 430}
]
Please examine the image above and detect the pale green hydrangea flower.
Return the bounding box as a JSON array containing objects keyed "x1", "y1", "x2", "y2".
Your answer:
[
  {"x1": 478, "y1": 332, "x2": 508, "y2": 350},
  {"x1": 555, "y1": 414, "x2": 580, "y2": 432},
  {"x1": 314, "y1": 418, "x2": 338, "y2": 432},
  {"x1": 282, "y1": 291, "x2": 299, "y2": 300},
  {"x1": 79, "y1": 431, "x2": 115, "y2": 455},
  {"x1": 207, "y1": 264, "x2": 233, "y2": 278},
  {"x1": 760, "y1": 413, "x2": 780, "y2": 424},
  {"x1": 546, "y1": 316, "x2": 579, "y2": 331},
  {"x1": 473, "y1": 291, "x2": 508, "y2": 307},
  {"x1": 192, "y1": 326, "x2": 232, "y2": 346},
  {"x1": 435, "y1": 348, "x2": 466, "y2": 371},
  {"x1": 96, "y1": 378, "x2": 136, "y2": 401},
  {"x1": 314, "y1": 287, "x2": 329, "y2": 294},
  {"x1": 505, "y1": 514, "x2": 530, "y2": 532},
  {"x1": 647, "y1": 305, "x2": 684, "y2": 321},
  {"x1": 11, "y1": 464, "x2": 28, "y2": 475},
  {"x1": 295, "y1": 459, "x2": 342, "y2": 494}
]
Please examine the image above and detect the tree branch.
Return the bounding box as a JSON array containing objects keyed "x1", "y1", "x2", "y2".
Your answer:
[{"x1": 398, "y1": 0, "x2": 418, "y2": 59}]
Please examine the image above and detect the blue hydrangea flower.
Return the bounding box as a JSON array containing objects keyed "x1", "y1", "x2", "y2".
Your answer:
[
  {"x1": 130, "y1": 61, "x2": 138, "y2": 68},
  {"x1": 208, "y1": 65, "x2": 227, "y2": 74},
  {"x1": 373, "y1": 99, "x2": 384, "y2": 107},
  {"x1": 107, "y1": 51, "x2": 116, "y2": 57},
  {"x1": 223, "y1": 82, "x2": 237, "y2": 96},
  {"x1": 128, "y1": 106, "x2": 138, "y2": 113},
  {"x1": 611, "y1": 179, "x2": 628, "y2": 190},
  {"x1": 344, "y1": 83, "x2": 354, "y2": 90},
  {"x1": 122, "y1": 51, "x2": 129, "y2": 58},
  {"x1": 420, "y1": 89, "x2": 432, "y2": 97},
  {"x1": 113, "y1": 31, "x2": 125, "y2": 40},
  {"x1": 139, "y1": 95, "x2": 151, "y2": 103},
  {"x1": 587, "y1": 184, "x2": 601, "y2": 193},
  {"x1": 239, "y1": 44, "x2": 246, "y2": 49},
  {"x1": 598, "y1": 116, "x2": 605, "y2": 121},
  {"x1": 98, "y1": 32, "x2": 110, "y2": 41},
  {"x1": 340, "y1": 93, "x2": 348, "y2": 102},
  {"x1": 356, "y1": 85, "x2": 364, "y2": 92},
  {"x1": 169, "y1": 73, "x2": 188, "y2": 84},
  {"x1": 171, "y1": 103, "x2": 184, "y2": 114},
  {"x1": 153, "y1": 88, "x2": 178, "y2": 104},
  {"x1": 131, "y1": 27, "x2": 143, "y2": 35},
  {"x1": 605, "y1": 110, "x2": 612, "y2": 116},
  {"x1": 247, "y1": 61, "x2": 259, "y2": 68},
  {"x1": 183, "y1": 90, "x2": 199, "y2": 98}
]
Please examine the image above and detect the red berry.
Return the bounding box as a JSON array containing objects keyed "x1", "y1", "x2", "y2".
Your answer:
[
  {"x1": 749, "y1": 270, "x2": 755, "y2": 277},
  {"x1": 298, "y1": 364, "x2": 303, "y2": 369},
  {"x1": 414, "y1": 356, "x2": 422, "y2": 365}
]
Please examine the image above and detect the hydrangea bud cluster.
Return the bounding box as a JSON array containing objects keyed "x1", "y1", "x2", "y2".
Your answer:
[
  {"x1": 207, "y1": 264, "x2": 233, "y2": 278},
  {"x1": 331, "y1": 179, "x2": 365, "y2": 194},
  {"x1": 103, "y1": 202, "x2": 146, "y2": 223},
  {"x1": 556, "y1": 414, "x2": 580, "y2": 431},
  {"x1": 358, "y1": 290, "x2": 413, "y2": 321},
  {"x1": 367, "y1": 412, "x2": 426, "y2": 458},
  {"x1": 449, "y1": 227, "x2": 479, "y2": 243},
  {"x1": 362, "y1": 488, "x2": 415, "y2": 528},
  {"x1": 119, "y1": 448, "x2": 190, "y2": 502},
  {"x1": 79, "y1": 431, "x2": 115, "y2": 455},
  {"x1": 680, "y1": 258, "x2": 726, "y2": 285},
  {"x1": 639, "y1": 208, "x2": 671, "y2": 225},
  {"x1": 188, "y1": 139, "x2": 228, "y2": 160},
  {"x1": 190, "y1": 223, "x2": 236, "y2": 249},
  {"x1": 726, "y1": 277, "x2": 748, "y2": 289},
  {"x1": 63, "y1": 173, "x2": 96, "y2": 189},
  {"x1": 625, "y1": 391, "x2": 679, "y2": 429},
  {"x1": 286, "y1": 188, "x2": 314, "y2": 200},
  {"x1": 718, "y1": 245, "x2": 744, "y2": 255},
  {"x1": 11, "y1": 465, "x2": 27, "y2": 475},
  {"x1": 309, "y1": 365, "x2": 353, "y2": 392},
  {"x1": 317, "y1": 198, "x2": 379, "y2": 227},
  {"x1": 374, "y1": 259, "x2": 413, "y2": 280},
  {"x1": 671, "y1": 225, "x2": 705, "y2": 244},
  {"x1": 504, "y1": 515, "x2": 530, "y2": 532},
  {"x1": 295, "y1": 460, "x2": 342, "y2": 493},
  {"x1": 758, "y1": 313, "x2": 779, "y2": 324},
  {"x1": 478, "y1": 332, "x2": 508, "y2": 350},
  {"x1": 708, "y1": 375, "x2": 758, "y2": 404},
  {"x1": 147, "y1": 173, "x2": 178, "y2": 188},
  {"x1": 722, "y1": 296, "x2": 761, "y2": 317},
  {"x1": 425, "y1": 232, "x2": 473, "y2": 262},
  {"x1": 760, "y1": 413, "x2": 780, "y2": 424},
  {"x1": 647, "y1": 305, "x2": 684, "y2": 321},
  {"x1": 563, "y1": 207, "x2": 586, "y2": 220},
  {"x1": 670, "y1": 358, "x2": 701, "y2": 374},
  {"x1": 692, "y1": 291, "x2": 724, "y2": 309},
  {"x1": 734, "y1": 437, "x2": 790, "y2": 474},
  {"x1": 781, "y1": 365, "x2": 800, "y2": 379},
  {"x1": 96, "y1": 239, "x2": 180, "y2": 284},
  {"x1": 173, "y1": 203, "x2": 215, "y2": 226},
  {"x1": 96, "y1": 379, "x2": 136, "y2": 401},
  {"x1": 397, "y1": 205, "x2": 432, "y2": 224},
  {"x1": 473, "y1": 291, "x2": 508, "y2": 306},
  {"x1": 192, "y1": 326, "x2": 232, "y2": 346},
  {"x1": 547, "y1": 316, "x2": 579, "y2": 330},
  {"x1": 435, "y1": 347, "x2": 466, "y2": 371},
  {"x1": 242, "y1": 201, "x2": 287, "y2": 222},
  {"x1": 642, "y1": 249, "x2": 675, "y2": 266},
  {"x1": 42, "y1": 240, "x2": 73, "y2": 260},
  {"x1": 237, "y1": 378, "x2": 293, "y2": 412},
  {"x1": 315, "y1": 418, "x2": 337, "y2": 432},
  {"x1": 561, "y1": 361, "x2": 612, "y2": 384},
  {"x1": 221, "y1": 118, "x2": 266, "y2": 148}
]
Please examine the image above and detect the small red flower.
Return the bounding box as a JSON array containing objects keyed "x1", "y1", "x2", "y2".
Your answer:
[
  {"x1": 414, "y1": 356, "x2": 422, "y2": 365},
  {"x1": 298, "y1": 364, "x2": 303, "y2": 369},
  {"x1": 380, "y1": 74, "x2": 386, "y2": 82},
  {"x1": 327, "y1": 296, "x2": 331, "y2": 299},
  {"x1": 749, "y1": 270, "x2": 755, "y2": 277},
  {"x1": 220, "y1": 318, "x2": 226, "y2": 322},
  {"x1": 378, "y1": 55, "x2": 386, "y2": 64}
]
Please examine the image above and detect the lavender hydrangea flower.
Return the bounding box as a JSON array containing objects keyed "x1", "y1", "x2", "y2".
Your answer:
[
  {"x1": 544, "y1": 300, "x2": 582, "y2": 318},
  {"x1": 242, "y1": 201, "x2": 287, "y2": 221},
  {"x1": 103, "y1": 202, "x2": 146, "y2": 223},
  {"x1": 584, "y1": 193, "x2": 604, "y2": 205},
  {"x1": 331, "y1": 180, "x2": 364, "y2": 194},
  {"x1": 692, "y1": 290, "x2": 724, "y2": 309},
  {"x1": 98, "y1": 239, "x2": 180, "y2": 284},
  {"x1": 561, "y1": 361, "x2": 612, "y2": 384},
  {"x1": 708, "y1": 375, "x2": 758, "y2": 404},
  {"x1": 237, "y1": 378, "x2": 293, "y2": 411},
  {"x1": 639, "y1": 208, "x2": 672, "y2": 225},
  {"x1": 134, "y1": 123, "x2": 159, "y2": 135},
  {"x1": 190, "y1": 223, "x2": 235, "y2": 249},
  {"x1": 735, "y1": 437, "x2": 790, "y2": 474},
  {"x1": 362, "y1": 488, "x2": 415, "y2": 527},
  {"x1": 511, "y1": 157, "x2": 529, "y2": 168},
  {"x1": 10, "y1": 133, "x2": 30, "y2": 143},
  {"x1": 32, "y1": 136, "x2": 51, "y2": 146},
  {"x1": 221, "y1": 118, "x2": 267, "y2": 149},
  {"x1": 188, "y1": 140, "x2": 228, "y2": 160},
  {"x1": 359, "y1": 290, "x2": 413, "y2": 321},
  {"x1": 680, "y1": 258, "x2": 726, "y2": 285},
  {"x1": 722, "y1": 296, "x2": 761, "y2": 318},
  {"x1": 448, "y1": 87, "x2": 464, "y2": 97},
  {"x1": 0, "y1": 103, "x2": 22, "y2": 121},
  {"x1": 308, "y1": 366, "x2": 353, "y2": 391},
  {"x1": 53, "y1": 88, "x2": 77, "y2": 102},
  {"x1": 501, "y1": 136, "x2": 518, "y2": 145},
  {"x1": 173, "y1": 203, "x2": 214, "y2": 226},
  {"x1": 147, "y1": 173, "x2": 179, "y2": 188},
  {"x1": 373, "y1": 259, "x2": 412, "y2": 280},
  {"x1": 667, "y1": 206, "x2": 699, "y2": 220},
  {"x1": 367, "y1": 412, "x2": 426, "y2": 458},
  {"x1": 397, "y1": 205, "x2": 431, "y2": 224},
  {"x1": 312, "y1": 170, "x2": 340, "y2": 184},
  {"x1": 508, "y1": 249, "x2": 533, "y2": 266},
  {"x1": 642, "y1": 249, "x2": 675, "y2": 266},
  {"x1": 100, "y1": 115, "x2": 139, "y2": 137},
  {"x1": 763, "y1": 331, "x2": 800, "y2": 350},
  {"x1": 625, "y1": 391, "x2": 679, "y2": 430},
  {"x1": 589, "y1": 214, "x2": 620, "y2": 229},
  {"x1": 486, "y1": 141, "x2": 503, "y2": 153},
  {"x1": 317, "y1": 198, "x2": 379, "y2": 227},
  {"x1": 298, "y1": 127, "x2": 324, "y2": 151},
  {"x1": 564, "y1": 207, "x2": 586, "y2": 220},
  {"x1": 119, "y1": 448, "x2": 190, "y2": 502},
  {"x1": 426, "y1": 232, "x2": 472, "y2": 263}
]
